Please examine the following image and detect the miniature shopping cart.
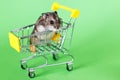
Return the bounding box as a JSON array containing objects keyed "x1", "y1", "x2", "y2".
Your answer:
[{"x1": 9, "y1": 2, "x2": 80, "y2": 78}]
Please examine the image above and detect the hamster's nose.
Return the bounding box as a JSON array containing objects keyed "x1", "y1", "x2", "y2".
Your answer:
[{"x1": 50, "y1": 20, "x2": 54, "y2": 24}]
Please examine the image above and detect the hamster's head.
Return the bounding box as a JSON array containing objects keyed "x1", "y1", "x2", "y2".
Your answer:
[{"x1": 41, "y1": 11, "x2": 62, "y2": 31}]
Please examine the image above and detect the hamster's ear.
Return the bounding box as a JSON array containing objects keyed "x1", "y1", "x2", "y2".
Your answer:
[
  {"x1": 42, "y1": 14, "x2": 47, "y2": 19},
  {"x1": 42, "y1": 13, "x2": 49, "y2": 19},
  {"x1": 54, "y1": 11, "x2": 57, "y2": 14}
]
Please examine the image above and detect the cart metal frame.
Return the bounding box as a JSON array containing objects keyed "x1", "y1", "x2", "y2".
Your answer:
[{"x1": 9, "y1": 2, "x2": 80, "y2": 78}]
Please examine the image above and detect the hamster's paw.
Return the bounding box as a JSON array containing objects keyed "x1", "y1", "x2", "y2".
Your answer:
[{"x1": 30, "y1": 45, "x2": 36, "y2": 53}]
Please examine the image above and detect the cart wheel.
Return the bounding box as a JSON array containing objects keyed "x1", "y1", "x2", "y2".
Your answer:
[
  {"x1": 66, "y1": 63, "x2": 73, "y2": 71},
  {"x1": 53, "y1": 53, "x2": 58, "y2": 60},
  {"x1": 28, "y1": 72, "x2": 35, "y2": 78},
  {"x1": 21, "y1": 64, "x2": 27, "y2": 70}
]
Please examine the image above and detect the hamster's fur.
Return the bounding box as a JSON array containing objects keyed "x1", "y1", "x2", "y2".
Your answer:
[{"x1": 30, "y1": 11, "x2": 62, "y2": 51}]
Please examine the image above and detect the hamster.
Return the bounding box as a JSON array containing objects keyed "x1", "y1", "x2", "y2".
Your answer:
[{"x1": 30, "y1": 11, "x2": 62, "y2": 52}]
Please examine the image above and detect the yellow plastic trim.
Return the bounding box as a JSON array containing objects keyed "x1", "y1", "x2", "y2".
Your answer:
[
  {"x1": 51, "y1": 2, "x2": 80, "y2": 18},
  {"x1": 9, "y1": 32, "x2": 21, "y2": 52}
]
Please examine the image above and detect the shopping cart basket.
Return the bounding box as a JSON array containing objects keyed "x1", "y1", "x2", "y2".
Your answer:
[{"x1": 9, "y1": 2, "x2": 80, "y2": 78}]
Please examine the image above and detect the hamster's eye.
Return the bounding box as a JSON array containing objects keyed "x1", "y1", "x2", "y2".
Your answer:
[{"x1": 50, "y1": 20, "x2": 54, "y2": 24}]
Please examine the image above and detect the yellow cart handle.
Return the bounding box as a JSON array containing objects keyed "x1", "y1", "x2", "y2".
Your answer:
[{"x1": 51, "y1": 2, "x2": 80, "y2": 18}]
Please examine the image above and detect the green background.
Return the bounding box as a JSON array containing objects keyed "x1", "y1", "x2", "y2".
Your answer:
[{"x1": 0, "y1": 0, "x2": 120, "y2": 80}]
